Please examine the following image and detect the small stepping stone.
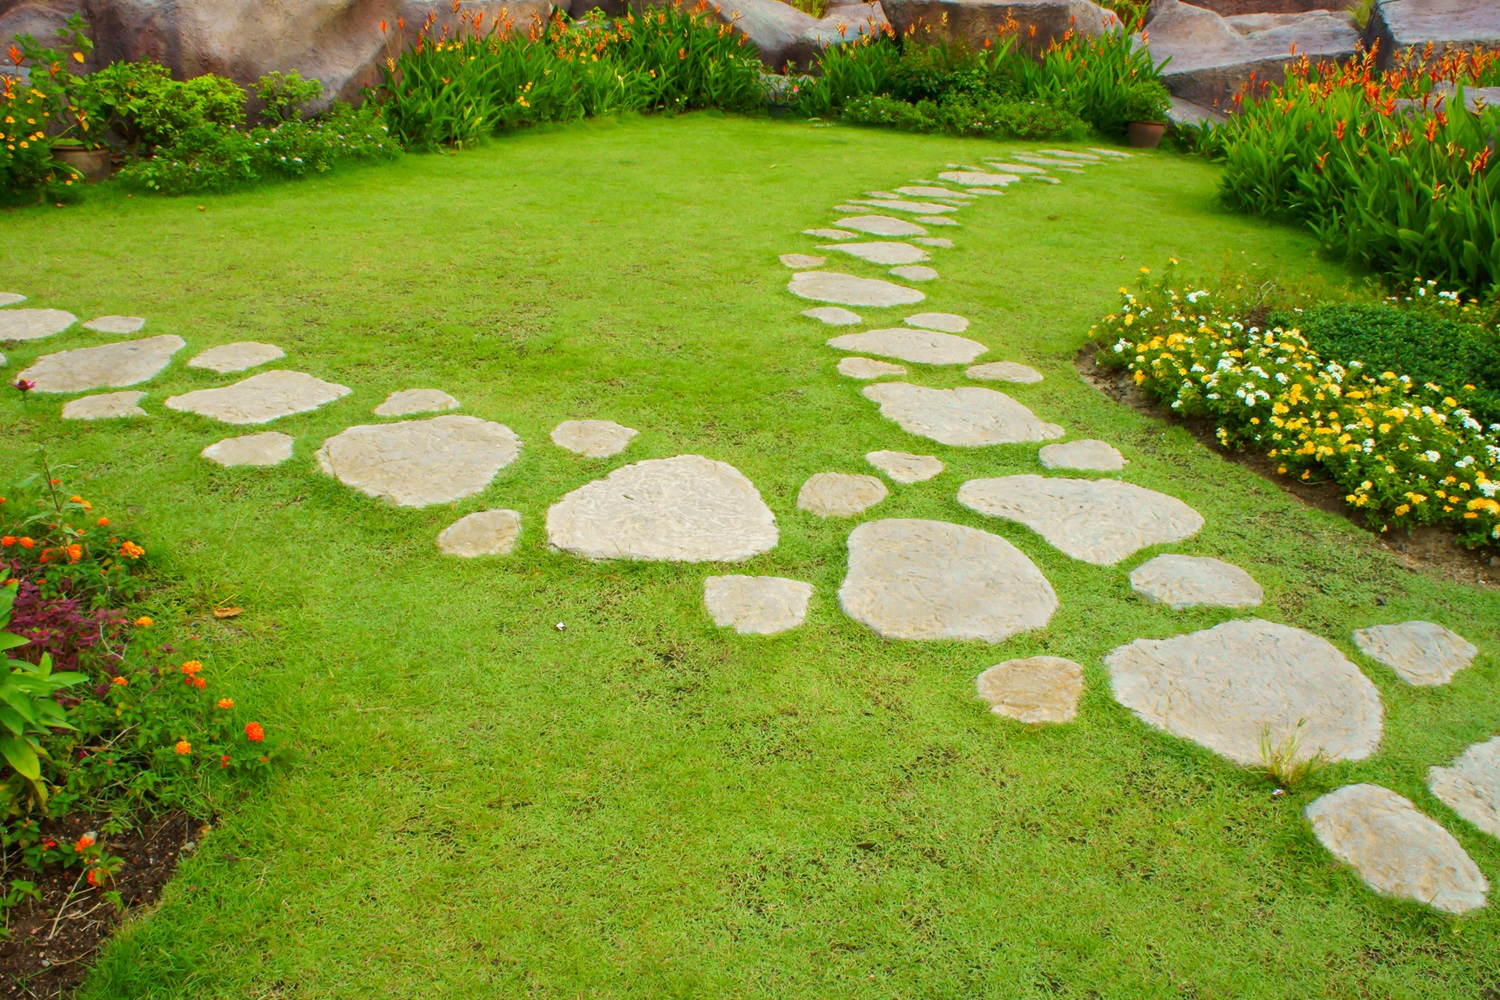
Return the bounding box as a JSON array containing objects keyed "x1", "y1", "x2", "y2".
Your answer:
[
  {"x1": 317, "y1": 415, "x2": 521, "y2": 507},
  {"x1": 551, "y1": 419, "x2": 638, "y2": 458},
  {"x1": 803, "y1": 228, "x2": 858, "y2": 240},
  {"x1": 829, "y1": 329, "x2": 985, "y2": 365},
  {"x1": 1105, "y1": 619, "x2": 1384, "y2": 766},
  {"x1": 1306, "y1": 784, "x2": 1488, "y2": 915},
  {"x1": 905, "y1": 312, "x2": 968, "y2": 333},
  {"x1": 1428, "y1": 736, "x2": 1500, "y2": 839},
  {"x1": 703, "y1": 575, "x2": 812, "y2": 635},
  {"x1": 840, "y1": 518, "x2": 1057, "y2": 642},
  {"x1": 1352, "y1": 621, "x2": 1478, "y2": 686},
  {"x1": 1013, "y1": 154, "x2": 1085, "y2": 168},
  {"x1": 780, "y1": 253, "x2": 826, "y2": 269},
  {"x1": 1039, "y1": 439, "x2": 1125, "y2": 471},
  {"x1": 1128, "y1": 554, "x2": 1263, "y2": 609},
  {"x1": 968, "y1": 361, "x2": 1043, "y2": 384},
  {"x1": 167, "y1": 370, "x2": 351, "y2": 424},
  {"x1": 889, "y1": 265, "x2": 938, "y2": 282},
  {"x1": 803, "y1": 306, "x2": 862, "y2": 326},
  {"x1": 61, "y1": 391, "x2": 146, "y2": 421},
  {"x1": 866, "y1": 450, "x2": 942, "y2": 483},
  {"x1": 1028, "y1": 176, "x2": 1062, "y2": 185},
  {"x1": 375, "y1": 388, "x2": 460, "y2": 417},
  {"x1": 0, "y1": 308, "x2": 75, "y2": 341},
  {"x1": 819, "y1": 241, "x2": 929, "y2": 266},
  {"x1": 788, "y1": 271, "x2": 924, "y2": 308},
  {"x1": 912, "y1": 237, "x2": 954, "y2": 249},
  {"x1": 1038, "y1": 149, "x2": 1101, "y2": 161},
  {"x1": 970, "y1": 189, "x2": 1005, "y2": 197},
  {"x1": 547, "y1": 455, "x2": 777, "y2": 562},
  {"x1": 188, "y1": 342, "x2": 286, "y2": 373},
  {"x1": 0, "y1": 293, "x2": 25, "y2": 306},
  {"x1": 916, "y1": 216, "x2": 960, "y2": 226},
  {"x1": 896, "y1": 186, "x2": 973, "y2": 199},
  {"x1": 833, "y1": 204, "x2": 865, "y2": 213},
  {"x1": 1055, "y1": 166, "x2": 1086, "y2": 175},
  {"x1": 82, "y1": 315, "x2": 145, "y2": 334},
  {"x1": 797, "y1": 472, "x2": 888, "y2": 518},
  {"x1": 1087, "y1": 147, "x2": 1132, "y2": 158},
  {"x1": 852, "y1": 199, "x2": 958, "y2": 215},
  {"x1": 938, "y1": 171, "x2": 1018, "y2": 187},
  {"x1": 437, "y1": 509, "x2": 522, "y2": 557},
  {"x1": 977, "y1": 657, "x2": 1084, "y2": 724},
  {"x1": 837, "y1": 356, "x2": 906, "y2": 380},
  {"x1": 835, "y1": 215, "x2": 928, "y2": 237},
  {"x1": 865, "y1": 384, "x2": 1063, "y2": 447},
  {"x1": 982, "y1": 161, "x2": 1050, "y2": 174},
  {"x1": 202, "y1": 431, "x2": 295, "y2": 468},
  {"x1": 864, "y1": 190, "x2": 902, "y2": 199},
  {"x1": 19, "y1": 335, "x2": 185, "y2": 393},
  {"x1": 958, "y1": 475, "x2": 1201, "y2": 565}
]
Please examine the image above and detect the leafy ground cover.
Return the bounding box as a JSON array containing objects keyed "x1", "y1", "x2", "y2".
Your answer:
[{"x1": 1, "y1": 114, "x2": 1497, "y2": 998}]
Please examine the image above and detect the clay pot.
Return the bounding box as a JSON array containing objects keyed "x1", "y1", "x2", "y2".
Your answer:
[
  {"x1": 1128, "y1": 121, "x2": 1167, "y2": 149},
  {"x1": 51, "y1": 146, "x2": 112, "y2": 183}
]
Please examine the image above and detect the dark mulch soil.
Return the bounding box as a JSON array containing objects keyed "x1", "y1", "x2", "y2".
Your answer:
[
  {"x1": 1, "y1": 811, "x2": 202, "y2": 1000},
  {"x1": 1075, "y1": 344, "x2": 1500, "y2": 588}
]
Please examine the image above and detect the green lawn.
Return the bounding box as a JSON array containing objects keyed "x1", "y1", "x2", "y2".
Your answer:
[{"x1": 3, "y1": 113, "x2": 1497, "y2": 999}]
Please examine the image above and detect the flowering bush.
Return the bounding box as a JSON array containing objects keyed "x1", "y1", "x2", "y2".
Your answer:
[
  {"x1": 1095, "y1": 266, "x2": 1500, "y2": 546},
  {"x1": 0, "y1": 14, "x2": 94, "y2": 201}
]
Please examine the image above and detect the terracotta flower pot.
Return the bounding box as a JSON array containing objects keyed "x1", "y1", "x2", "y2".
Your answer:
[
  {"x1": 1127, "y1": 121, "x2": 1167, "y2": 149},
  {"x1": 51, "y1": 146, "x2": 112, "y2": 183}
]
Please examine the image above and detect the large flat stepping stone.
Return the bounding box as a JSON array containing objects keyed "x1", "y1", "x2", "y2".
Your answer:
[
  {"x1": 828, "y1": 329, "x2": 986, "y2": 365},
  {"x1": 1039, "y1": 439, "x2": 1125, "y2": 471},
  {"x1": 0, "y1": 308, "x2": 75, "y2": 341},
  {"x1": 188, "y1": 342, "x2": 286, "y2": 373},
  {"x1": 968, "y1": 361, "x2": 1042, "y2": 384},
  {"x1": 912, "y1": 237, "x2": 954, "y2": 249},
  {"x1": 916, "y1": 216, "x2": 960, "y2": 226},
  {"x1": 835, "y1": 215, "x2": 928, "y2": 237},
  {"x1": 317, "y1": 415, "x2": 521, "y2": 507},
  {"x1": 0, "y1": 293, "x2": 24, "y2": 306},
  {"x1": 780, "y1": 253, "x2": 826, "y2": 269},
  {"x1": 1352, "y1": 621, "x2": 1478, "y2": 687},
  {"x1": 819, "y1": 242, "x2": 929, "y2": 266},
  {"x1": 958, "y1": 475, "x2": 1202, "y2": 565},
  {"x1": 905, "y1": 312, "x2": 968, "y2": 333},
  {"x1": 853, "y1": 199, "x2": 957, "y2": 215},
  {"x1": 551, "y1": 419, "x2": 638, "y2": 458},
  {"x1": 982, "y1": 160, "x2": 1050, "y2": 174},
  {"x1": 890, "y1": 265, "x2": 938, "y2": 282},
  {"x1": 976, "y1": 657, "x2": 1084, "y2": 724},
  {"x1": 437, "y1": 509, "x2": 522, "y2": 557},
  {"x1": 1428, "y1": 736, "x2": 1500, "y2": 839},
  {"x1": 1306, "y1": 784, "x2": 1488, "y2": 915},
  {"x1": 61, "y1": 391, "x2": 146, "y2": 421},
  {"x1": 167, "y1": 370, "x2": 351, "y2": 424},
  {"x1": 703, "y1": 575, "x2": 812, "y2": 635},
  {"x1": 546, "y1": 455, "x2": 777, "y2": 562},
  {"x1": 202, "y1": 432, "x2": 295, "y2": 468},
  {"x1": 866, "y1": 450, "x2": 942, "y2": 483},
  {"x1": 1129, "y1": 554, "x2": 1263, "y2": 609},
  {"x1": 788, "y1": 271, "x2": 924, "y2": 308},
  {"x1": 864, "y1": 383, "x2": 1063, "y2": 447},
  {"x1": 19, "y1": 335, "x2": 185, "y2": 393},
  {"x1": 1105, "y1": 619, "x2": 1383, "y2": 766},
  {"x1": 797, "y1": 472, "x2": 887, "y2": 517},
  {"x1": 840, "y1": 518, "x2": 1057, "y2": 642},
  {"x1": 375, "y1": 389, "x2": 460, "y2": 417},
  {"x1": 82, "y1": 315, "x2": 145, "y2": 334},
  {"x1": 837, "y1": 357, "x2": 906, "y2": 380},
  {"x1": 938, "y1": 171, "x2": 1019, "y2": 187},
  {"x1": 804, "y1": 227, "x2": 857, "y2": 239},
  {"x1": 896, "y1": 186, "x2": 972, "y2": 200},
  {"x1": 803, "y1": 306, "x2": 861, "y2": 326}
]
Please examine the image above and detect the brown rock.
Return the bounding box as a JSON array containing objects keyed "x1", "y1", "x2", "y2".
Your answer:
[
  {"x1": 1364, "y1": 0, "x2": 1500, "y2": 70},
  {"x1": 883, "y1": 0, "x2": 1121, "y2": 54}
]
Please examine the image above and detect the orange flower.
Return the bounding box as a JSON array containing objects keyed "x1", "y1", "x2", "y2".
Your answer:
[
  {"x1": 174, "y1": 739, "x2": 192, "y2": 755},
  {"x1": 111, "y1": 676, "x2": 127, "y2": 686},
  {"x1": 134, "y1": 616, "x2": 152, "y2": 627},
  {"x1": 180, "y1": 660, "x2": 203, "y2": 676},
  {"x1": 75, "y1": 835, "x2": 94, "y2": 852},
  {"x1": 217, "y1": 698, "x2": 234, "y2": 709},
  {"x1": 86, "y1": 868, "x2": 106, "y2": 887},
  {"x1": 17, "y1": 537, "x2": 34, "y2": 549},
  {"x1": 119, "y1": 541, "x2": 144, "y2": 559},
  {"x1": 245, "y1": 721, "x2": 265, "y2": 742},
  {"x1": 66, "y1": 543, "x2": 82, "y2": 562},
  {"x1": 96, "y1": 517, "x2": 109, "y2": 527},
  {"x1": 0, "y1": 536, "x2": 13, "y2": 547},
  {"x1": 186, "y1": 676, "x2": 207, "y2": 689}
]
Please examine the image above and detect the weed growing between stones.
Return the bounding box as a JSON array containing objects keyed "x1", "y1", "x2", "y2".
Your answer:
[{"x1": 1254, "y1": 721, "x2": 1329, "y2": 789}]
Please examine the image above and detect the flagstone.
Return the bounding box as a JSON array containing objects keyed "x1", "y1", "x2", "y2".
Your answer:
[
  {"x1": 797, "y1": 472, "x2": 888, "y2": 517},
  {"x1": 976, "y1": 657, "x2": 1084, "y2": 724},
  {"x1": 788, "y1": 271, "x2": 925, "y2": 308},
  {"x1": 968, "y1": 361, "x2": 1043, "y2": 384},
  {"x1": 0, "y1": 308, "x2": 76, "y2": 341},
  {"x1": 61, "y1": 391, "x2": 147, "y2": 420},
  {"x1": 374, "y1": 389, "x2": 460, "y2": 417},
  {"x1": 168, "y1": 370, "x2": 351, "y2": 424},
  {"x1": 202, "y1": 431, "x2": 295, "y2": 468},
  {"x1": 837, "y1": 356, "x2": 907, "y2": 379},
  {"x1": 317, "y1": 415, "x2": 521, "y2": 507},
  {"x1": 18, "y1": 335, "x2": 184, "y2": 392},
  {"x1": 864, "y1": 383, "x2": 1063, "y2": 446},
  {"x1": 188, "y1": 342, "x2": 286, "y2": 373},
  {"x1": 437, "y1": 509, "x2": 523, "y2": 557},
  {"x1": 703, "y1": 575, "x2": 812, "y2": 635},
  {"x1": 866, "y1": 450, "x2": 942, "y2": 483},
  {"x1": 551, "y1": 419, "x2": 638, "y2": 458}
]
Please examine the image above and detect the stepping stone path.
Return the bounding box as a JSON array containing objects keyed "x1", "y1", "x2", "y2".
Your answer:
[
  {"x1": 976, "y1": 657, "x2": 1084, "y2": 724},
  {"x1": 958, "y1": 475, "x2": 1202, "y2": 565},
  {"x1": 1306, "y1": 784, "x2": 1489, "y2": 915},
  {"x1": 983, "y1": 161, "x2": 1050, "y2": 174},
  {"x1": 1039, "y1": 149, "x2": 1101, "y2": 161},
  {"x1": 0, "y1": 293, "x2": 24, "y2": 306},
  {"x1": 551, "y1": 419, "x2": 638, "y2": 458},
  {"x1": 1352, "y1": 621, "x2": 1478, "y2": 686},
  {"x1": 905, "y1": 312, "x2": 968, "y2": 333},
  {"x1": 837, "y1": 357, "x2": 906, "y2": 380},
  {"x1": 375, "y1": 388, "x2": 460, "y2": 417},
  {"x1": 803, "y1": 306, "x2": 862, "y2": 326},
  {"x1": 82, "y1": 315, "x2": 145, "y2": 334},
  {"x1": 833, "y1": 204, "x2": 865, "y2": 213},
  {"x1": 828, "y1": 329, "x2": 986, "y2": 365},
  {"x1": 912, "y1": 237, "x2": 954, "y2": 249},
  {"x1": 19, "y1": 335, "x2": 185, "y2": 392},
  {"x1": 1128, "y1": 554, "x2": 1263, "y2": 609},
  {"x1": 1039, "y1": 439, "x2": 1126, "y2": 471},
  {"x1": 968, "y1": 361, "x2": 1043, "y2": 384},
  {"x1": 202, "y1": 432, "x2": 295, "y2": 468},
  {"x1": 938, "y1": 171, "x2": 1019, "y2": 187},
  {"x1": 1105, "y1": 619, "x2": 1384, "y2": 766},
  {"x1": 788, "y1": 271, "x2": 925, "y2": 308},
  {"x1": 804, "y1": 228, "x2": 857, "y2": 239},
  {"x1": 840, "y1": 518, "x2": 1057, "y2": 642},
  {"x1": 317, "y1": 415, "x2": 521, "y2": 507},
  {"x1": 1428, "y1": 736, "x2": 1500, "y2": 839},
  {"x1": 835, "y1": 215, "x2": 928, "y2": 237},
  {"x1": 866, "y1": 450, "x2": 942, "y2": 483},
  {"x1": 819, "y1": 242, "x2": 930, "y2": 266},
  {"x1": 61, "y1": 391, "x2": 146, "y2": 421},
  {"x1": 797, "y1": 472, "x2": 887, "y2": 517},
  {"x1": 780, "y1": 253, "x2": 826, "y2": 269},
  {"x1": 896, "y1": 186, "x2": 972, "y2": 199},
  {"x1": 546, "y1": 455, "x2": 777, "y2": 562},
  {"x1": 1087, "y1": 148, "x2": 1131, "y2": 159},
  {"x1": 865, "y1": 384, "x2": 1063, "y2": 447},
  {"x1": 0, "y1": 308, "x2": 75, "y2": 340},
  {"x1": 436, "y1": 509, "x2": 522, "y2": 557},
  {"x1": 703, "y1": 575, "x2": 813, "y2": 635},
  {"x1": 916, "y1": 216, "x2": 959, "y2": 226},
  {"x1": 167, "y1": 370, "x2": 351, "y2": 424},
  {"x1": 890, "y1": 265, "x2": 938, "y2": 282},
  {"x1": 188, "y1": 342, "x2": 286, "y2": 373},
  {"x1": 854, "y1": 199, "x2": 957, "y2": 215}
]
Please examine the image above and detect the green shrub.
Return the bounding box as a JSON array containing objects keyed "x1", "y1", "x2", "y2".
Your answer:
[
  {"x1": 1116, "y1": 78, "x2": 1171, "y2": 124},
  {"x1": 86, "y1": 60, "x2": 245, "y2": 151},
  {"x1": 841, "y1": 92, "x2": 1087, "y2": 140},
  {"x1": 2, "y1": 13, "x2": 95, "y2": 200},
  {"x1": 255, "y1": 69, "x2": 323, "y2": 122}
]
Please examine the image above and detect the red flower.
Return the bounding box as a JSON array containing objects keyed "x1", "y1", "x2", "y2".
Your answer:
[
  {"x1": 245, "y1": 721, "x2": 265, "y2": 742},
  {"x1": 12, "y1": 378, "x2": 35, "y2": 394},
  {"x1": 75, "y1": 835, "x2": 94, "y2": 853},
  {"x1": 220, "y1": 755, "x2": 231, "y2": 768}
]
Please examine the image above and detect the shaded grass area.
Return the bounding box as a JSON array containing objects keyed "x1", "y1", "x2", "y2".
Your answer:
[{"x1": 0, "y1": 113, "x2": 1496, "y2": 998}]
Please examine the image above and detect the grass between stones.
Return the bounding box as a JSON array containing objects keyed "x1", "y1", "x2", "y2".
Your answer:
[{"x1": 2, "y1": 113, "x2": 1497, "y2": 998}]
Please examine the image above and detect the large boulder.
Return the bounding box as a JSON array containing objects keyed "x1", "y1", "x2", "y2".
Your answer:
[
  {"x1": 882, "y1": 0, "x2": 1121, "y2": 55},
  {"x1": 1364, "y1": 0, "x2": 1500, "y2": 71},
  {"x1": 635, "y1": 0, "x2": 820, "y2": 71},
  {"x1": 802, "y1": 0, "x2": 890, "y2": 50}
]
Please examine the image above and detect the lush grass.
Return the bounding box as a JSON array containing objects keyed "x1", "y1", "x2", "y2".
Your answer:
[{"x1": 1, "y1": 113, "x2": 1497, "y2": 998}]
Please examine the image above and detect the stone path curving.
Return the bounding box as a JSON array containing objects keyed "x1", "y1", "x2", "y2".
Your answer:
[
  {"x1": 82, "y1": 315, "x2": 145, "y2": 334},
  {"x1": 375, "y1": 389, "x2": 460, "y2": 417},
  {"x1": 202, "y1": 432, "x2": 295, "y2": 468},
  {"x1": 982, "y1": 160, "x2": 1050, "y2": 175},
  {"x1": 0, "y1": 308, "x2": 75, "y2": 340},
  {"x1": 866, "y1": 450, "x2": 942, "y2": 483},
  {"x1": 703, "y1": 575, "x2": 812, "y2": 635},
  {"x1": 853, "y1": 199, "x2": 958, "y2": 215},
  {"x1": 1428, "y1": 736, "x2": 1500, "y2": 839},
  {"x1": 19, "y1": 336, "x2": 185, "y2": 393},
  {"x1": 865, "y1": 383, "x2": 1063, "y2": 446},
  {"x1": 317, "y1": 415, "x2": 521, "y2": 507},
  {"x1": 62, "y1": 391, "x2": 147, "y2": 420},
  {"x1": 835, "y1": 215, "x2": 928, "y2": 237},
  {"x1": 837, "y1": 357, "x2": 906, "y2": 380},
  {"x1": 976, "y1": 657, "x2": 1084, "y2": 724},
  {"x1": 1352, "y1": 621, "x2": 1477, "y2": 687},
  {"x1": 788, "y1": 271, "x2": 925, "y2": 308},
  {"x1": 551, "y1": 419, "x2": 638, "y2": 458},
  {"x1": 188, "y1": 342, "x2": 286, "y2": 373},
  {"x1": 904, "y1": 312, "x2": 968, "y2": 333},
  {"x1": 1128, "y1": 554, "x2": 1263, "y2": 609},
  {"x1": 1038, "y1": 439, "x2": 1126, "y2": 471},
  {"x1": 939, "y1": 171, "x2": 1019, "y2": 187},
  {"x1": 896, "y1": 186, "x2": 973, "y2": 199},
  {"x1": 437, "y1": 509, "x2": 522, "y2": 557},
  {"x1": 819, "y1": 241, "x2": 930, "y2": 266},
  {"x1": 828, "y1": 329, "x2": 986, "y2": 365},
  {"x1": 797, "y1": 472, "x2": 887, "y2": 517},
  {"x1": 803, "y1": 306, "x2": 862, "y2": 326},
  {"x1": 967, "y1": 361, "x2": 1042, "y2": 384},
  {"x1": 167, "y1": 370, "x2": 351, "y2": 424}
]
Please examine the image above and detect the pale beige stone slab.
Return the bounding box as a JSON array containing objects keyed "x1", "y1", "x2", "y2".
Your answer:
[
  {"x1": 82, "y1": 315, "x2": 146, "y2": 334},
  {"x1": 1429, "y1": 736, "x2": 1500, "y2": 839},
  {"x1": 904, "y1": 312, "x2": 968, "y2": 333},
  {"x1": 788, "y1": 271, "x2": 925, "y2": 308},
  {"x1": 1128, "y1": 554, "x2": 1263, "y2": 609},
  {"x1": 780, "y1": 253, "x2": 826, "y2": 269},
  {"x1": 938, "y1": 171, "x2": 1019, "y2": 187},
  {"x1": 866, "y1": 450, "x2": 942, "y2": 483},
  {"x1": 437, "y1": 509, "x2": 522, "y2": 557},
  {"x1": 834, "y1": 215, "x2": 928, "y2": 237},
  {"x1": 968, "y1": 361, "x2": 1042, "y2": 384},
  {"x1": 317, "y1": 415, "x2": 520, "y2": 507},
  {"x1": 1038, "y1": 149, "x2": 1102, "y2": 160},
  {"x1": 915, "y1": 216, "x2": 960, "y2": 226},
  {"x1": 864, "y1": 383, "x2": 1063, "y2": 446},
  {"x1": 828, "y1": 329, "x2": 985, "y2": 365},
  {"x1": 803, "y1": 306, "x2": 862, "y2": 326},
  {"x1": 804, "y1": 228, "x2": 858, "y2": 239},
  {"x1": 0, "y1": 293, "x2": 25, "y2": 306},
  {"x1": 818, "y1": 242, "x2": 929, "y2": 266},
  {"x1": 19, "y1": 335, "x2": 184, "y2": 393},
  {"x1": 1039, "y1": 439, "x2": 1125, "y2": 471},
  {"x1": 551, "y1": 419, "x2": 638, "y2": 458},
  {"x1": 1087, "y1": 147, "x2": 1132, "y2": 158},
  {"x1": 0, "y1": 308, "x2": 75, "y2": 341},
  {"x1": 375, "y1": 389, "x2": 460, "y2": 417},
  {"x1": 703, "y1": 575, "x2": 812, "y2": 635},
  {"x1": 201, "y1": 432, "x2": 295, "y2": 467},
  {"x1": 896, "y1": 185, "x2": 974, "y2": 199},
  {"x1": 889, "y1": 265, "x2": 938, "y2": 282},
  {"x1": 1352, "y1": 621, "x2": 1478, "y2": 687},
  {"x1": 61, "y1": 391, "x2": 146, "y2": 421},
  {"x1": 853, "y1": 199, "x2": 958, "y2": 215},
  {"x1": 797, "y1": 472, "x2": 888, "y2": 517},
  {"x1": 837, "y1": 356, "x2": 907, "y2": 380},
  {"x1": 167, "y1": 370, "x2": 350, "y2": 424},
  {"x1": 982, "y1": 161, "x2": 1050, "y2": 174},
  {"x1": 187, "y1": 342, "x2": 286, "y2": 373},
  {"x1": 911, "y1": 238, "x2": 954, "y2": 249},
  {"x1": 977, "y1": 657, "x2": 1084, "y2": 724}
]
